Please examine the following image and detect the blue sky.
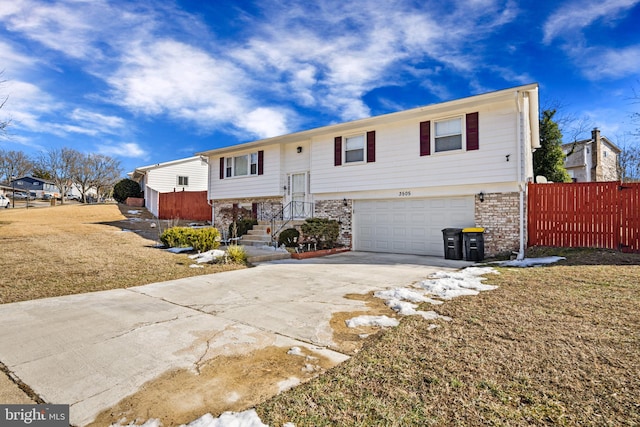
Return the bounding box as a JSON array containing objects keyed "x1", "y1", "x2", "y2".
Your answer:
[{"x1": 1, "y1": 0, "x2": 639, "y2": 174}]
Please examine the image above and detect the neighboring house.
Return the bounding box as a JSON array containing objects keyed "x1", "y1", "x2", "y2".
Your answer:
[
  {"x1": 129, "y1": 156, "x2": 209, "y2": 218},
  {"x1": 198, "y1": 83, "x2": 541, "y2": 258},
  {"x1": 0, "y1": 183, "x2": 14, "y2": 196},
  {"x1": 9, "y1": 176, "x2": 59, "y2": 198},
  {"x1": 562, "y1": 128, "x2": 621, "y2": 182}
]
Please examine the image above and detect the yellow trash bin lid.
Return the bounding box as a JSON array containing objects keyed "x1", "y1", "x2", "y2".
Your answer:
[{"x1": 462, "y1": 227, "x2": 484, "y2": 233}]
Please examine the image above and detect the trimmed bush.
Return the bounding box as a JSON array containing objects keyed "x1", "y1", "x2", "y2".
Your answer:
[
  {"x1": 278, "y1": 228, "x2": 300, "y2": 247},
  {"x1": 160, "y1": 227, "x2": 221, "y2": 252},
  {"x1": 300, "y1": 218, "x2": 340, "y2": 249},
  {"x1": 190, "y1": 227, "x2": 221, "y2": 252},
  {"x1": 113, "y1": 178, "x2": 142, "y2": 203}
]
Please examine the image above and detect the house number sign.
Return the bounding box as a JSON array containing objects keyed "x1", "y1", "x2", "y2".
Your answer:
[{"x1": 398, "y1": 191, "x2": 412, "y2": 197}]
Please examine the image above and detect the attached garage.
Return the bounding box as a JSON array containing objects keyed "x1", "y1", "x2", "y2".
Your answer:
[{"x1": 353, "y1": 197, "x2": 475, "y2": 256}]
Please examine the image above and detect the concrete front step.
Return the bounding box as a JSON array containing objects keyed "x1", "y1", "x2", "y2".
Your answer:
[{"x1": 242, "y1": 245, "x2": 291, "y2": 263}]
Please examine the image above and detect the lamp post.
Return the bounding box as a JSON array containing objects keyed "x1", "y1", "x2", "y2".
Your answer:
[{"x1": 11, "y1": 175, "x2": 15, "y2": 208}]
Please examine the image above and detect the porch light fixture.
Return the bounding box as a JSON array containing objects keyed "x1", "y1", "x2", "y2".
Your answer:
[
  {"x1": 478, "y1": 192, "x2": 485, "y2": 202},
  {"x1": 343, "y1": 198, "x2": 348, "y2": 207},
  {"x1": 297, "y1": 146, "x2": 303, "y2": 153}
]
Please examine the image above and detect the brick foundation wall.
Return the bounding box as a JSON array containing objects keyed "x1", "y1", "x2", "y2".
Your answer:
[
  {"x1": 474, "y1": 192, "x2": 523, "y2": 257},
  {"x1": 213, "y1": 197, "x2": 283, "y2": 232},
  {"x1": 314, "y1": 199, "x2": 353, "y2": 247}
]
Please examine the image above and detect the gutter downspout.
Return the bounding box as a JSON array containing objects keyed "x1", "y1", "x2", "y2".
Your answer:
[
  {"x1": 516, "y1": 88, "x2": 540, "y2": 261},
  {"x1": 515, "y1": 90, "x2": 530, "y2": 261}
]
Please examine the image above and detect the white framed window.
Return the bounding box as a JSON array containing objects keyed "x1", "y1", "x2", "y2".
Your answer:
[
  {"x1": 225, "y1": 152, "x2": 259, "y2": 177},
  {"x1": 345, "y1": 135, "x2": 365, "y2": 163},
  {"x1": 250, "y1": 152, "x2": 258, "y2": 174},
  {"x1": 434, "y1": 117, "x2": 462, "y2": 152},
  {"x1": 177, "y1": 176, "x2": 189, "y2": 186},
  {"x1": 234, "y1": 155, "x2": 249, "y2": 176},
  {"x1": 225, "y1": 158, "x2": 232, "y2": 177}
]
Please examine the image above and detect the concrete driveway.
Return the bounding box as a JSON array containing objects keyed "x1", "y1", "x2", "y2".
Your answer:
[{"x1": 0, "y1": 251, "x2": 471, "y2": 426}]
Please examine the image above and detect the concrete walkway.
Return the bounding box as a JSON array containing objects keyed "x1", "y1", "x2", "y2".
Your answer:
[{"x1": 0, "y1": 252, "x2": 471, "y2": 426}]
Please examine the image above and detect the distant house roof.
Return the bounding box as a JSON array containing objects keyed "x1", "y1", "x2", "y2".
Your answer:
[
  {"x1": 10, "y1": 176, "x2": 57, "y2": 185},
  {"x1": 561, "y1": 135, "x2": 621, "y2": 153}
]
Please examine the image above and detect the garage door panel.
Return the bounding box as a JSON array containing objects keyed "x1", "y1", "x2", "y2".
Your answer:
[{"x1": 354, "y1": 196, "x2": 474, "y2": 256}]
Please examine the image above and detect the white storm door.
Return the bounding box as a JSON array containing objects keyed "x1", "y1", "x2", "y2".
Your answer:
[{"x1": 287, "y1": 172, "x2": 309, "y2": 219}]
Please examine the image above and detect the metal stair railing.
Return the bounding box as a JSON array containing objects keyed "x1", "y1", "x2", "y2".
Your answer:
[{"x1": 268, "y1": 201, "x2": 314, "y2": 246}]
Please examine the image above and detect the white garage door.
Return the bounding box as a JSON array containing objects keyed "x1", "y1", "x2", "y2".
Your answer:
[{"x1": 354, "y1": 197, "x2": 475, "y2": 256}]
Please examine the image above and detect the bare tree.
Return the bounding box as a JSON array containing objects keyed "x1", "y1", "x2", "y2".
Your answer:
[
  {"x1": 541, "y1": 98, "x2": 594, "y2": 147},
  {"x1": 0, "y1": 149, "x2": 33, "y2": 183},
  {"x1": 38, "y1": 147, "x2": 81, "y2": 204},
  {"x1": 90, "y1": 154, "x2": 122, "y2": 202},
  {"x1": 632, "y1": 84, "x2": 640, "y2": 137},
  {"x1": 71, "y1": 152, "x2": 95, "y2": 203},
  {"x1": 616, "y1": 133, "x2": 640, "y2": 182},
  {"x1": 0, "y1": 71, "x2": 11, "y2": 138},
  {"x1": 70, "y1": 153, "x2": 121, "y2": 203}
]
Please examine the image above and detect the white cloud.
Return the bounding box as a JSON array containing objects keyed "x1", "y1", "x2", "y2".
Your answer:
[
  {"x1": 109, "y1": 40, "x2": 244, "y2": 117},
  {"x1": 542, "y1": 0, "x2": 640, "y2": 81},
  {"x1": 543, "y1": 0, "x2": 639, "y2": 44},
  {"x1": 69, "y1": 109, "x2": 126, "y2": 135},
  {"x1": 1, "y1": 0, "x2": 525, "y2": 142},
  {"x1": 97, "y1": 142, "x2": 147, "y2": 158},
  {"x1": 242, "y1": 108, "x2": 289, "y2": 139},
  {"x1": 580, "y1": 45, "x2": 640, "y2": 80}
]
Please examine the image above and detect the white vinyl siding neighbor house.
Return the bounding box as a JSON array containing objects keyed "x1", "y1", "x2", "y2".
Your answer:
[
  {"x1": 198, "y1": 83, "x2": 540, "y2": 258},
  {"x1": 129, "y1": 156, "x2": 209, "y2": 218}
]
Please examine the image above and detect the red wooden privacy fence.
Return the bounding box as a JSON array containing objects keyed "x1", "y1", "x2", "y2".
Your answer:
[
  {"x1": 528, "y1": 182, "x2": 640, "y2": 253},
  {"x1": 158, "y1": 190, "x2": 211, "y2": 221}
]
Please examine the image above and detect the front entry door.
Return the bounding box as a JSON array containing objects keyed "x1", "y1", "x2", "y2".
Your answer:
[{"x1": 287, "y1": 172, "x2": 309, "y2": 219}]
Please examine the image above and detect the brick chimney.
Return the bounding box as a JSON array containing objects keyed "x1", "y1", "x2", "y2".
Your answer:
[{"x1": 590, "y1": 127, "x2": 603, "y2": 181}]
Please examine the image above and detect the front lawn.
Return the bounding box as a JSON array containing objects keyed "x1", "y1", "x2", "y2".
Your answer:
[
  {"x1": 257, "y1": 249, "x2": 640, "y2": 426},
  {"x1": 0, "y1": 204, "x2": 243, "y2": 304}
]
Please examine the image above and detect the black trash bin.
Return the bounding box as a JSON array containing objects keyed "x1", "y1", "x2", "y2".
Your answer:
[
  {"x1": 463, "y1": 227, "x2": 485, "y2": 261},
  {"x1": 442, "y1": 228, "x2": 463, "y2": 260}
]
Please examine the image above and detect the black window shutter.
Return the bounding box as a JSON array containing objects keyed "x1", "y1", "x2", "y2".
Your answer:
[
  {"x1": 334, "y1": 136, "x2": 342, "y2": 166},
  {"x1": 466, "y1": 112, "x2": 479, "y2": 151},
  {"x1": 258, "y1": 150, "x2": 264, "y2": 175},
  {"x1": 420, "y1": 121, "x2": 431, "y2": 156},
  {"x1": 219, "y1": 157, "x2": 225, "y2": 179},
  {"x1": 366, "y1": 131, "x2": 376, "y2": 163}
]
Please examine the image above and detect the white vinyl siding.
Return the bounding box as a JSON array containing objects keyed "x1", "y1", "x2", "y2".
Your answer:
[
  {"x1": 311, "y1": 100, "x2": 520, "y2": 194},
  {"x1": 211, "y1": 146, "x2": 282, "y2": 198},
  {"x1": 143, "y1": 158, "x2": 208, "y2": 193},
  {"x1": 354, "y1": 197, "x2": 474, "y2": 256}
]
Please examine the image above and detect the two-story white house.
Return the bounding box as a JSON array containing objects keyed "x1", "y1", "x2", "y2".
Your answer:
[
  {"x1": 198, "y1": 83, "x2": 540, "y2": 258},
  {"x1": 129, "y1": 156, "x2": 209, "y2": 218},
  {"x1": 562, "y1": 128, "x2": 621, "y2": 182}
]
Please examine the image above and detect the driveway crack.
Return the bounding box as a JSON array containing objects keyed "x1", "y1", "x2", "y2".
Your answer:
[{"x1": 0, "y1": 360, "x2": 45, "y2": 404}]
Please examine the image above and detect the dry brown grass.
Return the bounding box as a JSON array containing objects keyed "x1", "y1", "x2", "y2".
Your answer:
[
  {"x1": 257, "y1": 250, "x2": 640, "y2": 426},
  {"x1": 0, "y1": 204, "x2": 243, "y2": 304}
]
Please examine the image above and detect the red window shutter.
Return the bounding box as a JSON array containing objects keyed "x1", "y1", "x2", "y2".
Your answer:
[
  {"x1": 219, "y1": 157, "x2": 225, "y2": 179},
  {"x1": 420, "y1": 121, "x2": 431, "y2": 156},
  {"x1": 334, "y1": 136, "x2": 342, "y2": 166},
  {"x1": 466, "y1": 112, "x2": 479, "y2": 151},
  {"x1": 258, "y1": 150, "x2": 264, "y2": 175},
  {"x1": 366, "y1": 131, "x2": 376, "y2": 163}
]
